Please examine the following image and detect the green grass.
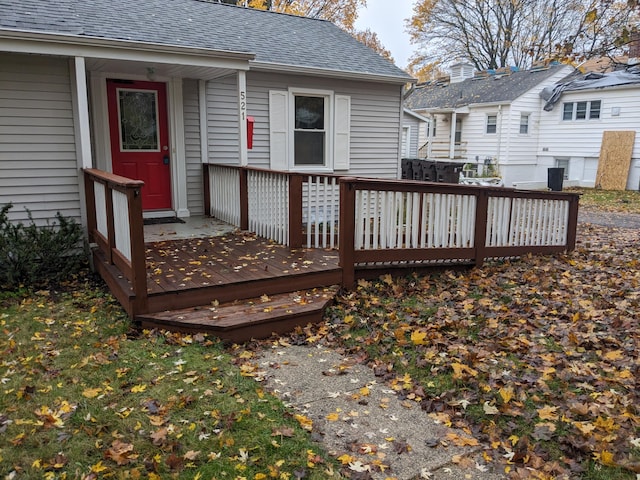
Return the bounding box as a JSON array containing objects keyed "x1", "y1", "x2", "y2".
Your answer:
[
  {"x1": 0, "y1": 280, "x2": 342, "y2": 479},
  {"x1": 568, "y1": 187, "x2": 640, "y2": 214}
]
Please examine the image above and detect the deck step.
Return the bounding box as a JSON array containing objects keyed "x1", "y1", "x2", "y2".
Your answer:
[{"x1": 136, "y1": 286, "x2": 339, "y2": 343}]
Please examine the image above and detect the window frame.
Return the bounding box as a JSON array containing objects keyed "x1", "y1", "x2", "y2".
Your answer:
[
  {"x1": 288, "y1": 87, "x2": 334, "y2": 172},
  {"x1": 486, "y1": 114, "x2": 497, "y2": 134},
  {"x1": 561, "y1": 100, "x2": 602, "y2": 121},
  {"x1": 519, "y1": 113, "x2": 530, "y2": 135}
]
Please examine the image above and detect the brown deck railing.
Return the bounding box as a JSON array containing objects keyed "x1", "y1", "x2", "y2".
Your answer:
[
  {"x1": 84, "y1": 165, "x2": 578, "y2": 306},
  {"x1": 84, "y1": 168, "x2": 147, "y2": 315},
  {"x1": 205, "y1": 164, "x2": 579, "y2": 287},
  {"x1": 337, "y1": 177, "x2": 578, "y2": 287}
]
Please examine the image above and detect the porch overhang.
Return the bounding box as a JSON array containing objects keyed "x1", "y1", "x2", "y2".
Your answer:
[{"x1": 0, "y1": 29, "x2": 254, "y2": 79}]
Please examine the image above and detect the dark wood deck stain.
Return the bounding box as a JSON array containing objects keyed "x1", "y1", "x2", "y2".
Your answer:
[{"x1": 144, "y1": 232, "x2": 340, "y2": 295}]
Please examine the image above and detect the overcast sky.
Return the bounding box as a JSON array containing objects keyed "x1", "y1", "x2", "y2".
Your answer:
[{"x1": 354, "y1": 0, "x2": 416, "y2": 69}]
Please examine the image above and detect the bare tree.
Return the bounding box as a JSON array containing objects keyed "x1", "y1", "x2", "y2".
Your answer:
[{"x1": 407, "y1": 0, "x2": 638, "y2": 70}]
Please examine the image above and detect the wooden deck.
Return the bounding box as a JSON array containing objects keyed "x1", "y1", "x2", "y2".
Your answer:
[
  {"x1": 85, "y1": 167, "x2": 580, "y2": 342},
  {"x1": 93, "y1": 230, "x2": 342, "y2": 341}
]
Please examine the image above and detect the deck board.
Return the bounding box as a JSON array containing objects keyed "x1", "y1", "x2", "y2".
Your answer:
[{"x1": 144, "y1": 232, "x2": 340, "y2": 298}]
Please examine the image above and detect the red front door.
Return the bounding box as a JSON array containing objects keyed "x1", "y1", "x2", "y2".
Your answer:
[{"x1": 107, "y1": 79, "x2": 171, "y2": 210}]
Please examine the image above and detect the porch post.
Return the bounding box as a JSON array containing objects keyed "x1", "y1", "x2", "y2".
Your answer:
[
  {"x1": 427, "y1": 114, "x2": 434, "y2": 158},
  {"x1": 449, "y1": 111, "x2": 457, "y2": 159},
  {"x1": 238, "y1": 71, "x2": 248, "y2": 167},
  {"x1": 70, "y1": 57, "x2": 93, "y2": 231}
]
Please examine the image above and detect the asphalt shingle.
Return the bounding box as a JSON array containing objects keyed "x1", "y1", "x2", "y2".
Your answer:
[
  {"x1": 405, "y1": 64, "x2": 568, "y2": 110},
  {"x1": 0, "y1": 0, "x2": 412, "y2": 81}
]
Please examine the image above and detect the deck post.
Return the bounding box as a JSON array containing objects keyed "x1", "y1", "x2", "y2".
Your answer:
[
  {"x1": 203, "y1": 164, "x2": 211, "y2": 216},
  {"x1": 473, "y1": 189, "x2": 489, "y2": 267},
  {"x1": 239, "y1": 167, "x2": 249, "y2": 231},
  {"x1": 339, "y1": 178, "x2": 357, "y2": 288},
  {"x1": 566, "y1": 194, "x2": 579, "y2": 251},
  {"x1": 127, "y1": 186, "x2": 148, "y2": 314},
  {"x1": 289, "y1": 173, "x2": 303, "y2": 248}
]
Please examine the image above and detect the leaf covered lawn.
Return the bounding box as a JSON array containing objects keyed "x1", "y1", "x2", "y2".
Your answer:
[
  {"x1": 296, "y1": 222, "x2": 638, "y2": 479},
  {"x1": 0, "y1": 284, "x2": 339, "y2": 479}
]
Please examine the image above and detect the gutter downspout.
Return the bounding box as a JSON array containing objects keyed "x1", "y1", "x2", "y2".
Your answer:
[{"x1": 496, "y1": 105, "x2": 502, "y2": 169}]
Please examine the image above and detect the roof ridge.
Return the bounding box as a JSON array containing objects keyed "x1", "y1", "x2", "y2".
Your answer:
[{"x1": 192, "y1": 0, "x2": 332, "y2": 24}]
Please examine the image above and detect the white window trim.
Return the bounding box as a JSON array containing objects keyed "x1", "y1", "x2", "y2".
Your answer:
[
  {"x1": 561, "y1": 100, "x2": 602, "y2": 121},
  {"x1": 519, "y1": 112, "x2": 530, "y2": 135},
  {"x1": 402, "y1": 126, "x2": 411, "y2": 158},
  {"x1": 486, "y1": 114, "x2": 497, "y2": 134},
  {"x1": 288, "y1": 87, "x2": 334, "y2": 173}
]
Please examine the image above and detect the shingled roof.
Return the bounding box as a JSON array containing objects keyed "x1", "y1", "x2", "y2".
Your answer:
[
  {"x1": 0, "y1": 0, "x2": 412, "y2": 82},
  {"x1": 405, "y1": 64, "x2": 570, "y2": 110}
]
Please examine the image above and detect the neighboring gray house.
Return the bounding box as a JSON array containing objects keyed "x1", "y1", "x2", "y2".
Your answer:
[
  {"x1": 404, "y1": 62, "x2": 573, "y2": 187},
  {"x1": 0, "y1": 0, "x2": 413, "y2": 226}
]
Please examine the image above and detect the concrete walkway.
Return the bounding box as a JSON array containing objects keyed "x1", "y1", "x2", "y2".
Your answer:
[{"x1": 257, "y1": 344, "x2": 507, "y2": 480}]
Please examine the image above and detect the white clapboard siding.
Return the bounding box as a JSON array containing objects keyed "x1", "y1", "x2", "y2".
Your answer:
[
  {"x1": 183, "y1": 79, "x2": 204, "y2": 215},
  {"x1": 0, "y1": 53, "x2": 79, "y2": 225},
  {"x1": 205, "y1": 75, "x2": 239, "y2": 165},
  {"x1": 246, "y1": 71, "x2": 402, "y2": 178}
]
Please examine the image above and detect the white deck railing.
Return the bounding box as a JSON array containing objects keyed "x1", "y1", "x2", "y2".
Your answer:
[
  {"x1": 247, "y1": 169, "x2": 289, "y2": 245},
  {"x1": 304, "y1": 175, "x2": 340, "y2": 249},
  {"x1": 487, "y1": 196, "x2": 569, "y2": 247},
  {"x1": 208, "y1": 165, "x2": 241, "y2": 226}
]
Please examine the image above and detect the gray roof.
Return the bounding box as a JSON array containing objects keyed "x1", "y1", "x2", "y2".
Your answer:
[
  {"x1": 0, "y1": 0, "x2": 412, "y2": 82},
  {"x1": 405, "y1": 64, "x2": 569, "y2": 110}
]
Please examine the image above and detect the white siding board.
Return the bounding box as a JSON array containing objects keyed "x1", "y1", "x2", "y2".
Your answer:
[
  {"x1": 538, "y1": 84, "x2": 640, "y2": 188},
  {"x1": 205, "y1": 75, "x2": 239, "y2": 165},
  {"x1": 183, "y1": 79, "x2": 204, "y2": 215},
  {"x1": 0, "y1": 53, "x2": 80, "y2": 225},
  {"x1": 244, "y1": 71, "x2": 402, "y2": 178}
]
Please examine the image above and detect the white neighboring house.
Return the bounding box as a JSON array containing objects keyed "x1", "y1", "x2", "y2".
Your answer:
[
  {"x1": 0, "y1": 0, "x2": 413, "y2": 227},
  {"x1": 536, "y1": 68, "x2": 640, "y2": 190},
  {"x1": 404, "y1": 62, "x2": 574, "y2": 187}
]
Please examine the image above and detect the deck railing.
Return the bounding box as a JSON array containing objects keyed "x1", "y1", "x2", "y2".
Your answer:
[
  {"x1": 205, "y1": 164, "x2": 578, "y2": 287},
  {"x1": 84, "y1": 169, "x2": 148, "y2": 314},
  {"x1": 204, "y1": 164, "x2": 340, "y2": 248},
  {"x1": 338, "y1": 177, "x2": 578, "y2": 286}
]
